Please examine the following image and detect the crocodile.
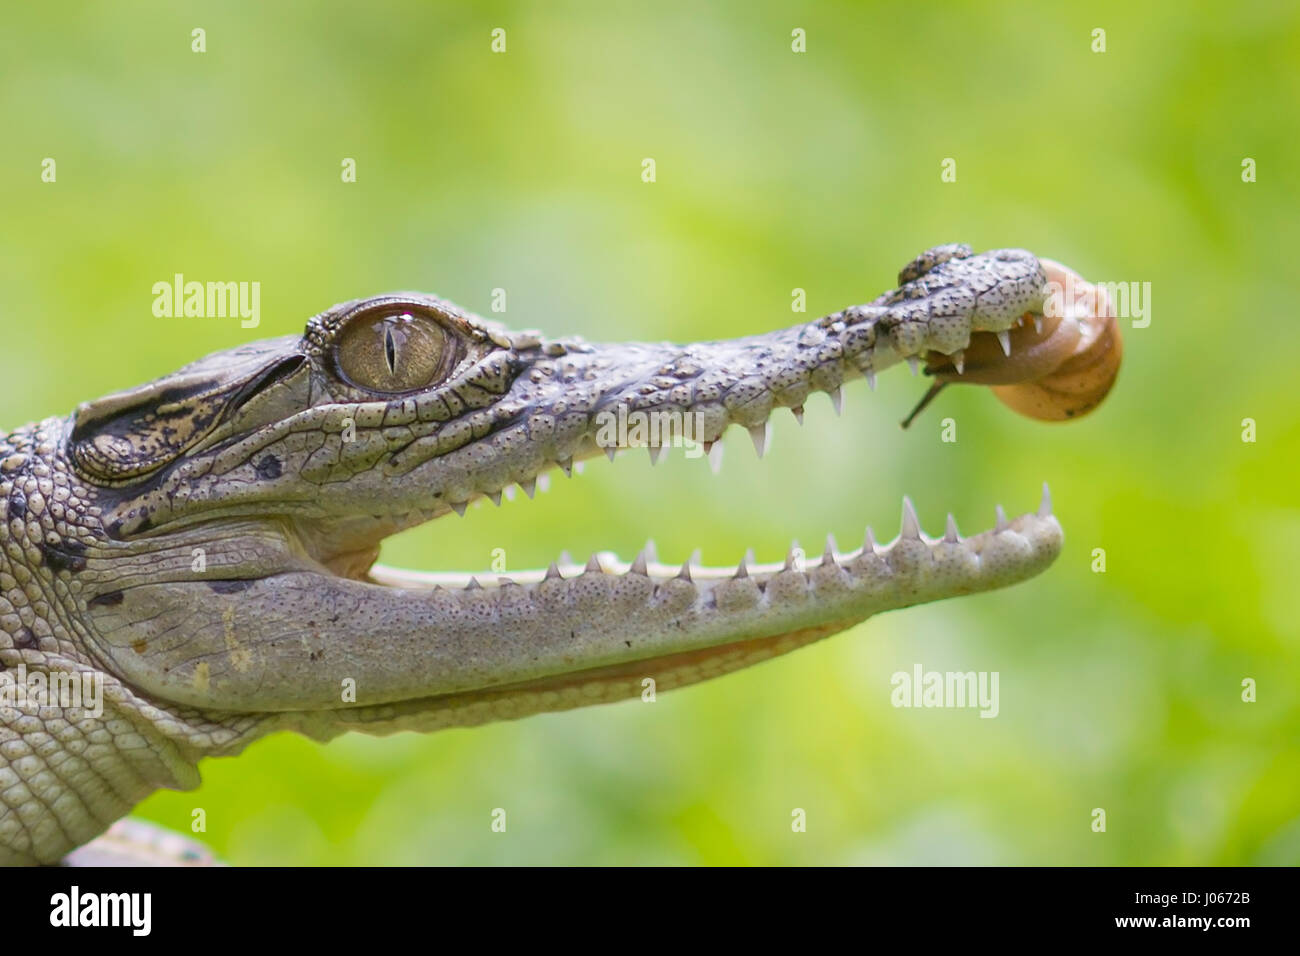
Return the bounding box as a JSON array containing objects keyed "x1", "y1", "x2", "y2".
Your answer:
[{"x1": 0, "y1": 244, "x2": 1120, "y2": 865}]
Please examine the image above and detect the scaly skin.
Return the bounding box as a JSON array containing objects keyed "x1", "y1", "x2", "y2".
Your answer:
[{"x1": 0, "y1": 244, "x2": 1070, "y2": 865}]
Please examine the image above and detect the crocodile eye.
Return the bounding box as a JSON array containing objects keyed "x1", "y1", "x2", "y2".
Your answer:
[{"x1": 335, "y1": 309, "x2": 454, "y2": 393}]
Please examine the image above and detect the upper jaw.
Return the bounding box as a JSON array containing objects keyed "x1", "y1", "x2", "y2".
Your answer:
[{"x1": 88, "y1": 245, "x2": 1051, "y2": 544}]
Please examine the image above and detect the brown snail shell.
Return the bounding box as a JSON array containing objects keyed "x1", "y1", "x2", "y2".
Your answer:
[{"x1": 909, "y1": 259, "x2": 1123, "y2": 424}]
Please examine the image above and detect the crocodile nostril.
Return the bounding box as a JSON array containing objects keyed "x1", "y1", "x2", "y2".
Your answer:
[{"x1": 255, "y1": 454, "x2": 282, "y2": 480}]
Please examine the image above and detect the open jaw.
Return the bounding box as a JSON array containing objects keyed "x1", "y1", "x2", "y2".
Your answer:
[{"x1": 70, "y1": 244, "x2": 1115, "y2": 741}]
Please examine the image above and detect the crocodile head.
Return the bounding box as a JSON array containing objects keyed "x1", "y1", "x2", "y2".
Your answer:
[{"x1": 0, "y1": 244, "x2": 1118, "y2": 862}]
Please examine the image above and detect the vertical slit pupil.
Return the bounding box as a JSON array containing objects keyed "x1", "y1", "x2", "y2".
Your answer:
[{"x1": 384, "y1": 327, "x2": 397, "y2": 374}]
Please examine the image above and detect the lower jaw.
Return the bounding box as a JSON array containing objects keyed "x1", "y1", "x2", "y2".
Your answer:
[{"x1": 319, "y1": 618, "x2": 854, "y2": 737}]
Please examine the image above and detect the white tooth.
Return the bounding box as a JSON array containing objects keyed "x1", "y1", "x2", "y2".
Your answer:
[
  {"x1": 783, "y1": 540, "x2": 801, "y2": 570},
  {"x1": 997, "y1": 330, "x2": 1012, "y2": 357},
  {"x1": 865, "y1": 369, "x2": 877, "y2": 391},
  {"x1": 952, "y1": 350, "x2": 965, "y2": 375},
  {"x1": 574, "y1": 461, "x2": 586, "y2": 474},
  {"x1": 648, "y1": 444, "x2": 663, "y2": 466},
  {"x1": 520, "y1": 479, "x2": 536, "y2": 499},
  {"x1": 487, "y1": 491, "x2": 502, "y2": 507},
  {"x1": 451, "y1": 501, "x2": 468, "y2": 517},
  {"x1": 585, "y1": 553, "x2": 603, "y2": 572},
  {"x1": 901, "y1": 497, "x2": 922, "y2": 539},
  {"x1": 605, "y1": 446, "x2": 617, "y2": 462},
  {"x1": 791, "y1": 405, "x2": 804, "y2": 425},
  {"x1": 558, "y1": 550, "x2": 574, "y2": 566},
  {"x1": 558, "y1": 458, "x2": 573, "y2": 477},
  {"x1": 829, "y1": 387, "x2": 844, "y2": 415},
  {"x1": 676, "y1": 560, "x2": 693, "y2": 582},
  {"x1": 734, "y1": 549, "x2": 754, "y2": 579},
  {"x1": 630, "y1": 550, "x2": 649, "y2": 575},
  {"x1": 906, "y1": 356, "x2": 919, "y2": 376},
  {"x1": 944, "y1": 513, "x2": 960, "y2": 543},
  {"x1": 643, "y1": 539, "x2": 659, "y2": 564},
  {"x1": 687, "y1": 548, "x2": 702, "y2": 569},
  {"x1": 1033, "y1": 315, "x2": 1044, "y2": 334},
  {"x1": 995, "y1": 505, "x2": 1009, "y2": 532},
  {"x1": 504, "y1": 485, "x2": 517, "y2": 502},
  {"x1": 864, "y1": 526, "x2": 877, "y2": 554},
  {"x1": 538, "y1": 475, "x2": 551, "y2": 493},
  {"x1": 749, "y1": 422, "x2": 770, "y2": 458},
  {"x1": 1038, "y1": 482, "x2": 1052, "y2": 517},
  {"x1": 708, "y1": 441, "x2": 724, "y2": 475}
]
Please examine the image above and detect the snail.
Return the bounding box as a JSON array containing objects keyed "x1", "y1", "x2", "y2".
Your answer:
[{"x1": 902, "y1": 259, "x2": 1123, "y2": 427}]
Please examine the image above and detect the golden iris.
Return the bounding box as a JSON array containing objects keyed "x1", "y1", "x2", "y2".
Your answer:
[{"x1": 335, "y1": 310, "x2": 452, "y2": 393}]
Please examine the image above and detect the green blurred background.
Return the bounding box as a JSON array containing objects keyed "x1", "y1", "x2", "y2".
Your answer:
[{"x1": 2, "y1": 1, "x2": 1297, "y2": 864}]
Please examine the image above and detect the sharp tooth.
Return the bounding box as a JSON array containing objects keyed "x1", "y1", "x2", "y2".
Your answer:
[
  {"x1": 687, "y1": 548, "x2": 702, "y2": 569},
  {"x1": 995, "y1": 505, "x2": 1009, "y2": 532},
  {"x1": 906, "y1": 356, "x2": 919, "y2": 376},
  {"x1": 865, "y1": 369, "x2": 877, "y2": 391},
  {"x1": 648, "y1": 444, "x2": 663, "y2": 466},
  {"x1": 520, "y1": 478, "x2": 537, "y2": 499},
  {"x1": 466, "y1": 576, "x2": 482, "y2": 589},
  {"x1": 790, "y1": 405, "x2": 804, "y2": 425},
  {"x1": 630, "y1": 550, "x2": 649, "y2": 575},
  {"x1": 605, "y1": 446, "x2": 617, "y2": 462},
  {"x1": 829, "y1": 387, "x2": 844, "y2": 415},
  {"x1": 707, "y1": 441, "x2": 724, "y2": 475},
  {"x1": 487, "y1": 491, "x2": 502, "y2": 507},
  {"x1": 676, "y1": 560, "x2": 693, "y2": 582},
  {"x1": 544, "y1": 562, "x2": 563, "y2": 581},
  {"x1": 952, "y1": 350, "x2": 965, "y2": 375},
  {"x1": 734, "y1": 550, "x2": 752, "y2": 579},
  {"x1": 643, "y1": 540, "x2": 659, "y2": 564},
  {"x1": 503, "y1": 485, "x2": 517, "y2": 502},
  {"x1": 822, "y1": 533, "x2": 838, "y2": 564},
  {"x1": 585, "y1": 553, "x2": 603, "y2": 572},
  {"x1": 1038, "y1": 481, "x2": 1052, "y2": 516},
  {"x1": 451, "y1": 501, "x2": 468, "y2": 517},
  {"x1": 997, "y1": 330, "x2": 1012, "y2": 357},
  {"x1": 538, "y1": 475, "x2": 551, "y2": 493},
  {"x1": 864, "y1": 526, "x2": 877, "y2": 554},
  {"x1": 558, "y1": 458, "x2": 573, "y2": 477},
  {"x1": 748, "y1": 422, "x2": 770, "y2": 458},
  {"x1": 1033, "y1": 315, "x2": 1044, "y2": 334},
  {"x1": 574, "y1": 461, "x2": 585, "y2": 475},
  {"x1": 901, "y1": 497, "x2": 922, "y2": 539},
  {"x1": 944, "y1": 513, "x2": 960, "y2": 543},
  {"x1": 783, "y1": 540, "x2": 801, "y2": 571}
]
